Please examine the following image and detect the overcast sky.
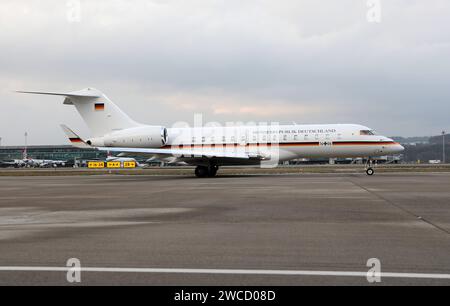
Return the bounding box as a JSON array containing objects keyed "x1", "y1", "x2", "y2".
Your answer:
[{"x1": 1, "y1": 0, "x2": 449, "y2": 145}]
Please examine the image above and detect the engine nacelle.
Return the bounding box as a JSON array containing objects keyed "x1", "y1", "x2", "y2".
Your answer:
[
  {"x1": 100, "y1": 126, "x2": 169, "y2": 148},
  {"x1": 86, "y1": 137, "x2": 105, "y2": 147}
]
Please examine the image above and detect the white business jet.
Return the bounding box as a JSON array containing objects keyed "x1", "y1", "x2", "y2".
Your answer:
[{"x1": 18, "y1": 88, "x2": 404, "y2": 177}]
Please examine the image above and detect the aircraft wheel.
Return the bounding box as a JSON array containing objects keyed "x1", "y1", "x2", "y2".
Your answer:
[
  {"x1": 208, "y1": 166, "x2": 219, "y2": 177},
  {"x1": 366, "y1": 167, "x2": 374, "y2": 176},
  {"x1": 195, "y1": 166, "x2": 209, "y2": 178}
]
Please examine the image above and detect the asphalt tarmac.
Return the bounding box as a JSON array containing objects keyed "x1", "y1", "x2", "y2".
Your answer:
[{"x1": 0, "y1": 172, "x2": 449, "y2": 285}]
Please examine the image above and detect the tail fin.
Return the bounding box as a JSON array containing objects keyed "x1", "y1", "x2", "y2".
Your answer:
[
  {"x1": 18, "y1": 88, "x2": 140, "y2": 137},
  {"x1": 60, "y1": 124, "x2": 92, "y2": 149}
]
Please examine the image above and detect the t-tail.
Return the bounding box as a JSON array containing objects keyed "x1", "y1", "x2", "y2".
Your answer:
[{"x1": 17, "y1": 88, "x2": 141, "y2": 138}]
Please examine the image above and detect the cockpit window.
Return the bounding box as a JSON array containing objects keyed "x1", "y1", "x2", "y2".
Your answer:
[{"x1": 360, "y1": 130, "x2": 376, "y2": 136}]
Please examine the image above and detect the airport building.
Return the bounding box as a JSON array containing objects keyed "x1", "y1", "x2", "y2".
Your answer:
[{"x1": 0, "y1": 145, "x2": 106, "y2": 162}]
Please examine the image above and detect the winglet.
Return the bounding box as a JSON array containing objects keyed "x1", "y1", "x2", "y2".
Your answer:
[{"x1": 60, "y1": 124, "x2": 91, "y2": 149}]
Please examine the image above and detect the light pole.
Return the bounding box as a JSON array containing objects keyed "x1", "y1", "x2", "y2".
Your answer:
[
  {"x1": 443, "y1": 131, "x2": 446, "y2": 164},
  {"x1": 24, "y1": 132, "x2": 28, "y2": 160}
]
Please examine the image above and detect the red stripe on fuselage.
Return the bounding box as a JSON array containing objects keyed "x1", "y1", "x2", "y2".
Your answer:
[
  {"x1": 333, "y1": 141, "x2": 397, "y2": 146},
  {"x1": 161, "y1": 141, "x2": 398, "y2": 149}
]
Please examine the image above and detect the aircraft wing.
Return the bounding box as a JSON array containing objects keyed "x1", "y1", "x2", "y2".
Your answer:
[{"x1": 97, "y1": 147, "x2": 266, "y2": 161}]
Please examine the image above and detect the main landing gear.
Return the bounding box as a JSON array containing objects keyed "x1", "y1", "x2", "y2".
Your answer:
[
  {"x1": 365, "y1": 158, "x2": 375, "y2": 176},
  {"x1": 195, "y1": 165, "x2": 219, "y2": 178},
  {"x1": 366, "y1": 167, "x2": 375, "y2": 176}
]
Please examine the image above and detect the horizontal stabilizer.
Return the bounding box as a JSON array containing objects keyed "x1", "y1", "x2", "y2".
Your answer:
[
  {"x1": 16, "y1": 89, "x2": 101, "y2": 98},
  {"x1": 18, "y1": 88, "x2": 140, "y2": 136}
]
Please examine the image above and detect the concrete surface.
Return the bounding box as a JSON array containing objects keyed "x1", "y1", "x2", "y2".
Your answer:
[
  {"x1": 1, "y1": 164, "x2": 450, "y2": 177},
  {"x1": 0, "y1": 172, "x2": 449, "y2": 285}
]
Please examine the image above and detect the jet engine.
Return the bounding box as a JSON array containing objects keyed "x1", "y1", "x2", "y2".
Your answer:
[{"x1": 88, "y1": 126, "x2": 169, "y2": 148}]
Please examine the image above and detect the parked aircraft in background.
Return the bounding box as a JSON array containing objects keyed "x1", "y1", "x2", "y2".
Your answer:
[
  {"x1": 0, "y1": 147, "x2": 67, "y2": 168},
  {"x1": 29, "y1": 159, "x2": 67, "y2": 168},
  {"x1": 0, "y1": 159, "x2": 26, "y2": 168},
  {"x1": 0, "y1": 158, "x2": 67, "y2": 168},
  {"x1": 19, "y1": 88, "x2": 404, "y2": 177}
]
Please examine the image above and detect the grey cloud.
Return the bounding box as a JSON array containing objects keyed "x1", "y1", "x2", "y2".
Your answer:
[{"x1": 1, "y1": 0, "x2": 449, "y2": 145}]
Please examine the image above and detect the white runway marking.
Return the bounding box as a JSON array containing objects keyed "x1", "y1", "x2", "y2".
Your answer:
[{"x1": 0, "y1": 267, "x2": 450, "y2": 280}]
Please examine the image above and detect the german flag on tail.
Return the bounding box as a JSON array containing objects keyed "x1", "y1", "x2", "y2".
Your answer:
[{"x1": 94, "y1": 103, "x2": 105, "y2": 111}]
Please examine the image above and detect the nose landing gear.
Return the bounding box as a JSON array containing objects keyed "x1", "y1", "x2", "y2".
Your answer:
[
  {"x1": 365, "y1": 158, "x2": 375, "y2": 176},
  {"x1": 195, "y1": 165, "x2": 219, "y2": 178}
]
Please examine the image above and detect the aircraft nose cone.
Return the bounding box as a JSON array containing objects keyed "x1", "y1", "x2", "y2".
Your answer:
[{"x1": 394, "y1": 144, "x2": 405, "y2": 153}]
